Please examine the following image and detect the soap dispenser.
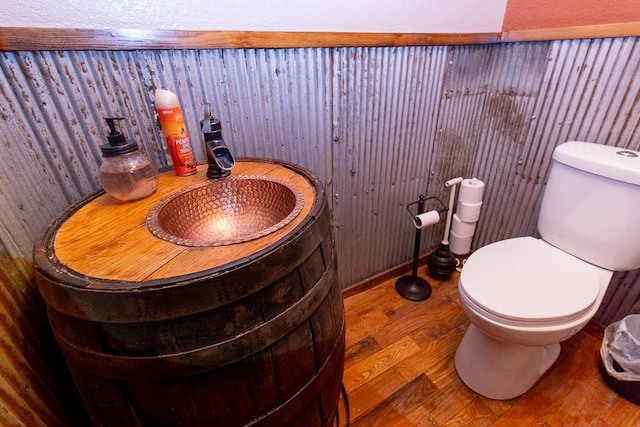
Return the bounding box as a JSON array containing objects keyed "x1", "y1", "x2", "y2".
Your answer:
[{"x1": 98, "y1": 117, "x2": 159, "y2": 202}]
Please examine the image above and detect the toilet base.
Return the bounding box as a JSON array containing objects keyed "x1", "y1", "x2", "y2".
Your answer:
[{"x1": 454, "y1": 324, "x2": 561, "y2": 400}]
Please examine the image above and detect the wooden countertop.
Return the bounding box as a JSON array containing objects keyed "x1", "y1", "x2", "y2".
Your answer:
[{"x1": 52, "y1": 160, "x2": 315, "y2": 285}]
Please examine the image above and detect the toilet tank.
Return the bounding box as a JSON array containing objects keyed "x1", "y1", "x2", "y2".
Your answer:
[{"x1": 538, "y1": 141, "x2": 640, "y2": 271}]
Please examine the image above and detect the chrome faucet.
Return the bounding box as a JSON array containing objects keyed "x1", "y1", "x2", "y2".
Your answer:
[{"x1": 201, "y1": 104, "x2": 235, "y2": 179}]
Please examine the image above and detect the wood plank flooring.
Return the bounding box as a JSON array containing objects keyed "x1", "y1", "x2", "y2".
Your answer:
[{"x1": 338, "y1": 268, "x2": 640, "y2": 426}]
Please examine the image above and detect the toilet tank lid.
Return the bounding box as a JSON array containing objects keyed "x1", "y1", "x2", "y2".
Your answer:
[{"x1": 553, "y1": 141, "x2": 640, "y2": 185}]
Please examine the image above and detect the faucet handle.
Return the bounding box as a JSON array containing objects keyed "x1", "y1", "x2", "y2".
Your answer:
[
  {"x1": 201, "y1": 102, "x2": 235, "y2": 179},
  {"x1": 201, "y1": 103, "x2": 223, "y2": 139},
  {"x1": 201, "y1": 103, "x2": 213, "y2": 134}
]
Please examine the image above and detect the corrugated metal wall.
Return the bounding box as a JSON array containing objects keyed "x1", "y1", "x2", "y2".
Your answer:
[
  {"x1": 332, "y1": 46, "x2": 447, "y2": 279},
  {"x1": 1, "y1": 38, "x2": 640, "y2": 423}
]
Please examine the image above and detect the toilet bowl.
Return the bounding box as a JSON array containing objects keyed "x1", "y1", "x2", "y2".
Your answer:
[{"x1": 455, "y1": 236, "x2": 613, "y2": 400}]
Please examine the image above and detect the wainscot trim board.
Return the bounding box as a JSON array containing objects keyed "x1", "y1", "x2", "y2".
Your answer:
[
  {"x1": 1, "y1": 22, "x2": 640, "y2": 51},
  {"x1": 0, "y1": 28, "x2": 500, "y2": 51}
]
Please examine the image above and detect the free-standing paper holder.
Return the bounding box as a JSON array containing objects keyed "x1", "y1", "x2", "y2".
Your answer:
[{"x1": 395, "y1": 195, "x2": 447, "y2": 301}]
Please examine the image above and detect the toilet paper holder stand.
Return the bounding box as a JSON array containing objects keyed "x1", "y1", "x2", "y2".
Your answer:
[{"x1": 396, "y1": 195, "x2": 447, "y2": 301}]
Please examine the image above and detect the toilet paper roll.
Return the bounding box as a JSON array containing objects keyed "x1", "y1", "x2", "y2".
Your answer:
[
  {"x1": 458, "y1": 178, "x2": 485, "y2": 204},
  {"x1": 449, "y1": 231, "x2": 473, "y2": 255},
  {"x1": 451, "y1": 213, "x2": 476, "y2": 237},
  {"x1": 456, "y1": 200, "x2": 483, "y2": 223},
  {"x1": 414, "y1": 210, "x2": 440, "y2": 229}
]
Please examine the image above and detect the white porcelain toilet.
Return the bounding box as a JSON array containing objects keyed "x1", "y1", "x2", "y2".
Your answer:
[{"x1": 455, "y1": 141, "x2": 640, "y2": 400}]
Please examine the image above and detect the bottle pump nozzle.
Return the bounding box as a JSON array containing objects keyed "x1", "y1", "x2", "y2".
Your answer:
[
  {"x1": 105, "y1": 117, "x2": 126, "y2": 146},
  {"x1": 101, "y1": 117, "x2": 138, "y2": 157}
]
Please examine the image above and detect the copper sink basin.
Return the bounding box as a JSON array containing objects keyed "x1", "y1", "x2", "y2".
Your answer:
[{"x1": 146, "y1": 175, "x2": 304, "y2": 247}]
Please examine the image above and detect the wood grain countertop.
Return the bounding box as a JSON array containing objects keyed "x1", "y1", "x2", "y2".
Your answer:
[{"x1": 50, "y1": 159, "x2": 316, "y2": 286}]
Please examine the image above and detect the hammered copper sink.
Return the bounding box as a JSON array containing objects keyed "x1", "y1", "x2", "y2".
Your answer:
[{"x1": 146, "y1": 175, "x2": 304, "y2": 247}]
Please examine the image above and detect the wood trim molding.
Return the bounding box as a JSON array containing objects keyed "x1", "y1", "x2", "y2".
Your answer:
[
  {"x1": 0, "y1": 22, "x2": 639, "y2": 51},
  {"x1": 502, "y1": 21, "x2": 640, "y2": 42},
  {"x1": 0, "y1": 27, "x2": 500, "y2": 51}
]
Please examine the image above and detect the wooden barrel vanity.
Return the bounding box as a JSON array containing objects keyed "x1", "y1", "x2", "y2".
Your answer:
[{"x1": 33, "y1": 159, "x2": 345, "y2": 427}]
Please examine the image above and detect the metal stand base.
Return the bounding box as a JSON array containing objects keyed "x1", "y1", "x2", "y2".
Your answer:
[{"x1": 395, "y1": 275, "x2": 432, "y2": 301}]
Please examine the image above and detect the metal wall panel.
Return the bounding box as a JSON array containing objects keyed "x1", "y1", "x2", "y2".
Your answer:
[
  {"x1": 332, "y1": 46, "x2": 447, "y2": 281},
  {"x1": 430, "y1": 41, "x2": 554, "y2": 249},
  {"x1": 2, "y1": 39, "x2": 640, "y2": 423}
]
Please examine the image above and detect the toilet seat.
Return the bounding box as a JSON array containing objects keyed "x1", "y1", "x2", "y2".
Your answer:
[{"x1": 459, "y1": 237, "x2": 602, "y2": 326}]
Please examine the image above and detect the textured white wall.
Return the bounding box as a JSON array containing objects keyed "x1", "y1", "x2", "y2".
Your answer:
[{"x1": 0, "y1": 0, "x2": 507, "y2": 32}]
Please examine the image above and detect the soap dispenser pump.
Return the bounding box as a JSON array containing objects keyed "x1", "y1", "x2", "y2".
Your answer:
[{"x1": 98, "y1": 117, "x2": 159, "y2": 201}]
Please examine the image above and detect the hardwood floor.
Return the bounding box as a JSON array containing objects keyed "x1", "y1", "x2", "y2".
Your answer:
[{"x1": 338, "y1": 268, "x2": 640, "y2": 426}]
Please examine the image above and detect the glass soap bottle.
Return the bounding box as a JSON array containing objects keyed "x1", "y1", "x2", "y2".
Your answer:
[{"x1": 98, "y1": 117, "x2": 159, "y2": 202}]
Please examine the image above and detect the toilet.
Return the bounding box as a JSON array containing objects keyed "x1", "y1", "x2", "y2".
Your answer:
[{"x1": 455, "y1": 141, "x2": 640, "y2": 400}]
